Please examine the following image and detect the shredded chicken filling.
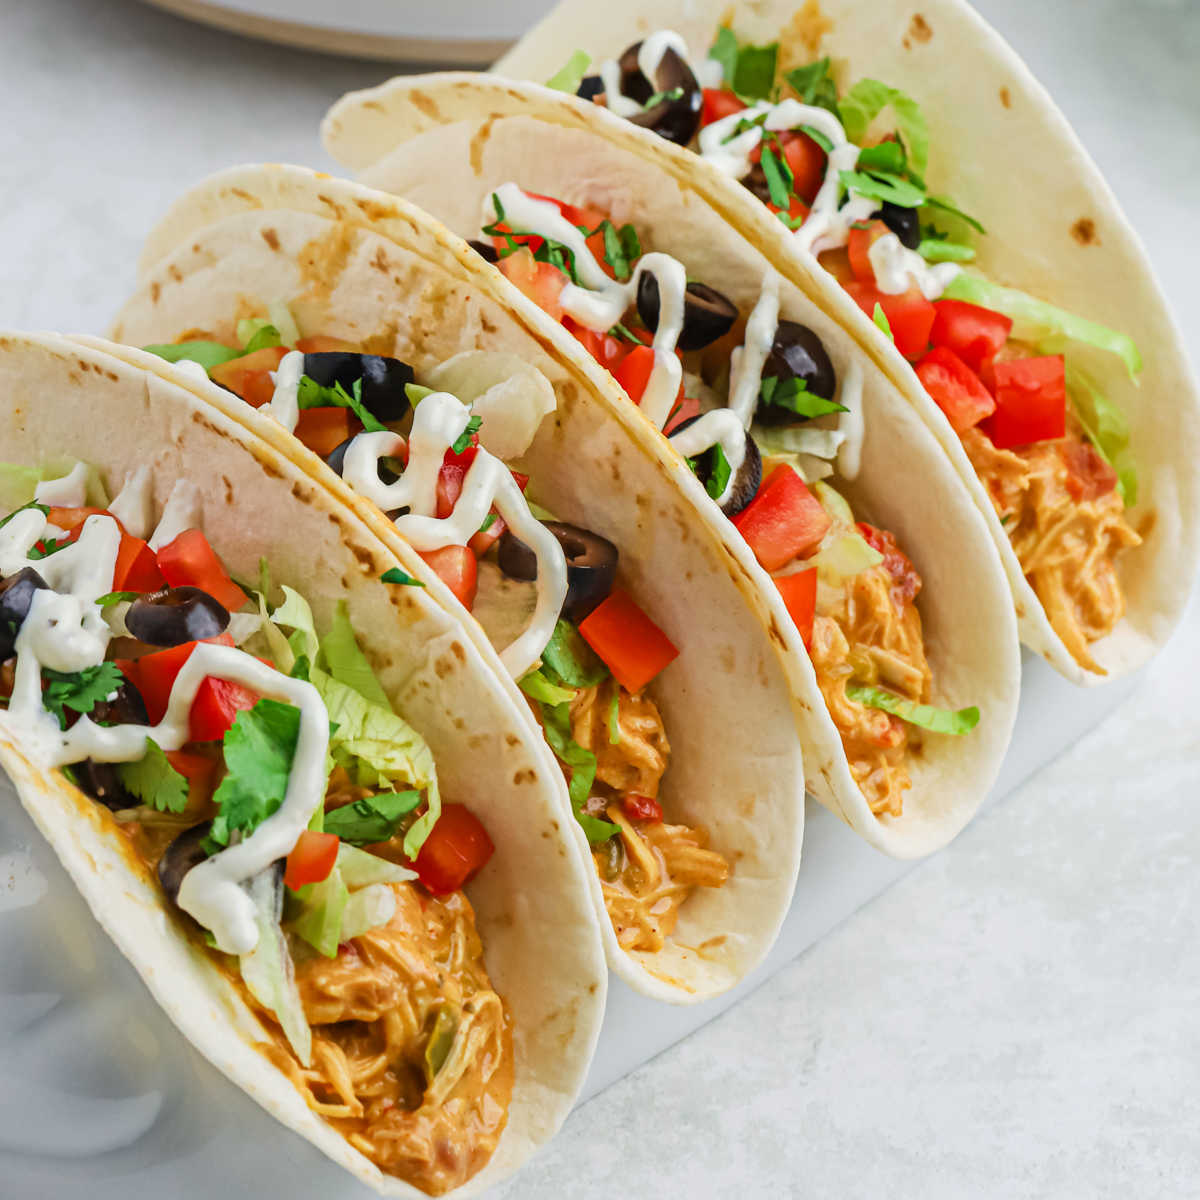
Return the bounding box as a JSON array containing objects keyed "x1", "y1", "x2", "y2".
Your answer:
[
  {"x1": 962, "y1": 421, "x2": 1140, "y2": 673},
  {"x1": 569, "y1": 680, "x2": 729, "y2": 953},
  {"x1": 809, "y1": 541, "x2": 931, "y2": 818}
]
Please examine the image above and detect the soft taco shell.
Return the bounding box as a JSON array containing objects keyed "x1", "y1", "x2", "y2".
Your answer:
[{"x1": 0, "y1": 331, "x2": 607, "y2": 1196}]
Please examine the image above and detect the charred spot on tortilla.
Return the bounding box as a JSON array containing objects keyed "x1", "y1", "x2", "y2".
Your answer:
[
  {"x1": 999, "y1": 86, "x2": 1013, "y2": 108},
  {"x1": 260, "y1": 227, "x2": 280, "y2": 251},
  {"x1": 903, "y1": 13, "x2": 933, "y2": 49},
  {"x1": 150, "y1": 280, "x2": 161, "y2": 303},
  {"x1": 469, "y1": 115, "x2": 500, "y2": 176},
  {"x1": 1071, "y1": 217, "x2": 1098, "y2": 246}
]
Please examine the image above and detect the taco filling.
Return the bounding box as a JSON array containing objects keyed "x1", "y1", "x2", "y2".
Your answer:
[
  {"x1": 0, "y1": 464, "x2": 509, "y2": 1196},
  {"x1": 143, "y1": 324, "x2": 732, "y2": 948},
  {"x1": 458, "y1": 184, "x2": 976, "y2": 817},
  {"x1": 550, "y1": 29, "x2": 1142, "y2": 671}
]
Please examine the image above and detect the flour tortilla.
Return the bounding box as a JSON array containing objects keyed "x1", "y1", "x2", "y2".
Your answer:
[
  {"x1": 479, "y1": 0, "x2": 1200, "y2": 684},
  {"x1": 0, "y1": 331, "x2": 608, "y2": 1197},
  {"x1": 112, "y1": 164, "x2": 810, "y2": 1000}
]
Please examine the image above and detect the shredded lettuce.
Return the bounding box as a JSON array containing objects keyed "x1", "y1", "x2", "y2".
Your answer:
[
  {"x1": 267, "y1": 300, "x2": 301, "y2": 348},
  {"x1": 1065, "y1": 362, "x2": 1138, "y2": 506},
  {"x1": 917, "y1": 238, "x2": 976, "y2": 263},
  {"x1": 290, "y1": 869, "x2": 349, "y2": 958},
  {"x1": 519, "y1": 669, "x2": 578, "y2": 706},
  {"x1": 545, "y1": 49, "x2": 592, "y2": 92},
  {"x1": 0, "y1": 464, "x2": 45, "y2": 510},
  {"x1": 539, "y1": 700, "x2": 617, "y2": 843},
  {"x1": 143, "y1": 340, "x2": 243, "y2": 371},
  {"x1": 839, "y1": 79, "x2": 930, "y2": 178},
  {"x1": 335, "y1": 843, "x2": 415, "y2": 888},
  {"x1": 339, "y1": 884, "x2": 397, "y2": 942},
  {"x1": 541, "y1": 620, "x2": 609, "y2": 689},
  {"x1": 943, "y1": 274, "x2": 1142, "y2": 379},
  {"x1": 319, "y1": 600, "x2": 391, "y2": 710},
  {"x1": 235, "y1": 318, "x2": 282, "y2": 353},
  {"x1": 846, "y1": 684, "x2": 980, "y2": 734},
  {"x1": 872, "y1": 302, "x2": 894, "y2": 340}
]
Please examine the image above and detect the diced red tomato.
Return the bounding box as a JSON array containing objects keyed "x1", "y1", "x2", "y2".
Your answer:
[
  {"x1": 578, "y1": 588, "x2": 679, "y2": 694},
  {"x1": 564, "y1": 317, "x2": 633, "y2": 374},
  {"x1": 294, "y1": 335, "x2": 357, "y2": 353},
  {"x1": 1061, "y1": 439, "x2": 1118, "y2": 502},
  {"x1": 914, "y1": 346, "x2": 996, "y2": 433},
  {"x1": 189, "y1": 676, "x2": 259, "y2": 743},
  {"x1": 412, "y1": 803, "x2": 494, "y2": 896},
  {"x1": 612, "y1": 345, "x2": 657, "y2": 405},
  {"x1": 847, "y1": 219, "x2": 890, "y2": 283},
  {"x1": 435, "y1": 445, "x2": 479, "y2": 519},
  {"x1": 622, "y1": 794, "x2": 663, "y2": 823},
  {"x1": 418, "y1": 545, "x2": 478, "y2": 610},
  {"x1": 499, "y1": 249, "x2": 566, "y2": 321},
  {"x1": 732, "y1": 465, "x2": 831, "y2": 572},
  {"x1": 165, "y1": 749, "x2": 217, "y2": 800},
  {"x1": 776, "y1": 130, "x2": 827, "y2": 206},
  {"x1": 284, "y1": 830, "x2": 340, "y2": 891},
  {"x1": 984, "y1": 355, "x2": 1066, "y2": 450},
  {"x1": 773, "y1": 568, "x2": 818, "y2": 649},
  {"x1": 843, "y1": 282, "x2": 937, "y2": 361},
  {"x1": 134, "y1": 632, "x2": 235, "y2": 724},
  {"x1": 857, "y1": 523, "x2": 922, "y2": 609},
  {"x1": 663, "y1": 395, "x2": 701, "y2": 436},
  {"x1": 156, "y1": 529, "x2": 248, "y2": 614},
  {"x1": 929, "y1": 299, "x2": 1013, "y2": 374},
  {"x1": 113, "y1": 533, "x2": 166, "y2": 593},
  {"x1": 208, "y1": 346, "x2": 288, "y2": 408},
  {"x1": 701, "y1": 88, "x2": 746, "y2": 127},
  {"x1": 819, "y1": 247, "x2": 856, "y2": 285},
  {"x1": 294, "y1": 405, "x2": 359, "y2": 458}
]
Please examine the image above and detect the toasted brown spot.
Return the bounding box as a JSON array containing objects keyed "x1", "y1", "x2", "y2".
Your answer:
[
  {"x1": 513, "y1": 768, "x2": 536, "y2": 785},
  {"x1": 903, "y1": 13, "x2": 932, "y2": 49},
  {"x1": 167, "y1": 263, "x2": 182, "y2": 283},
  {"x1": 261, "y1": 227, "x2": 280, "y2": 251},
  {"x1": 999, "y1": 86, "x2": 1012, "y2": 109},
  {"x1": 469, "y1": 115, "x2": 499, "y2": 176},
  {"x1": 408, "y1": 89, "x2": 441, "y2": 121},
  {"x1": 505, "y1": 734, "x2": 519, "y2": 748},
  {"x1": 229, "y1": 187, "x2": 263, "y2": 208},
  {"x1": 150, "y1": 280, "x2": 161, "y2": 303},
  {"x1": 1071, "y1": 217, "x2": 1098, "y2": 246}
]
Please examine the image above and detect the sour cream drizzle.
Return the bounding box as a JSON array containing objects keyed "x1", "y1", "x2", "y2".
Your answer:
[
  {"x1": 339, "y1": 390, "x2": 567, "y2": 679},
  {"x1": 263, "y1": 348, "x2": 305, "y2": 433},
  {"x1": 0, "y1": 488, "x2": 329, "y2": 957},
  {"x1": 597, "y1": 30, "x2": 691, "y2": 119}
]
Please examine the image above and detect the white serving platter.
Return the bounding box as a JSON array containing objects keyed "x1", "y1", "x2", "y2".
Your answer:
[
  {"x1": 137, "y1": 0, "x2": 549, "y2": 63},
  {"x1": 0, "y1": 650, "x2": 1137, "y2": 1195}
]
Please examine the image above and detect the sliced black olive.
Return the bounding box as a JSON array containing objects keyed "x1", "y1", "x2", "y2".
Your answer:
[
  {"x1": 873, "y1": 201, "x2": 921, "y2": 250},
  {"x1": 157, "y1": 821, "x2": 213, "y2": 908},
  {"x1": 0, "y1": 567, "x2": 48, "y2": 659},
  {"x1": 91, "y1": 679, "x2": 150, "y2": 728},
  {"x1": 739, "y1": 162, "x2": 774, "y2": 206},
  {"x1": 498, "y1": 521, "x2": 618, "y2": 623},
  {"x1": 71, "y1": 760, "x2": 139, "y2": 811},
  {"x1": 126, "y1": 587, "x2": 229, "y2": 647},
  {"x1": 467, "y1": 238, "x2": 499, "y2": 264},
  {"x1": 672, "y1": 416, "x2": 763, "y2": 517},
  {"x1": 575, "y1": 75, "x2": 605, "y2": 102},
  {"x1": 636, "y1": 275, "x2": 739, "y2": 351},
  {"x1": 617, "y1": 42, "x2": 703, "y2": 146},
  {"x1": 325, "y1": 435, "x2": 402, "y2": 486},
  {"x1": 755, "y1": 321, "x2": 839, "y2": 427},
  {"x1": 302, "y1": 352, "x2": 415, "y2": 425}
]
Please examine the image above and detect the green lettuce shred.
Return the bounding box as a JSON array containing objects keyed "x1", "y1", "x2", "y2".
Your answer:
[
  {"x1": 839, "y1": 79, "x2": 930, "y2": 177},
  {"x1": 1065, "y1": 362, "x2": 1138, "y2": 506},
  {"x1": 847, "y1": 684, "x2": 980, "y2": 734},
  {"x1": 545, "y1": 49, "x2": 592, "y2": 92}
]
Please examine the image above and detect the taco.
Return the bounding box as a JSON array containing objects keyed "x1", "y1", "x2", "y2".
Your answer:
[
  {"x1": 110, "y1": 165, "x2": 811, "y2": 1001},
  {"x1": 0, "y1": 331, "x2": 608, "y2": 1196},
  {"x1": 472, "y1": 0, "x2": 1200, "y2": 681},
  {"x1": 116, "y1": 164, "x2": 1017, "y2": 869}
]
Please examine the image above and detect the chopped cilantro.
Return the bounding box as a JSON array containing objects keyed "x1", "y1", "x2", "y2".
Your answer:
[
  {"x1": 783, "y1": 58, "x2": 841, "y2": 118},
  {"x1": 609, "y1": 321, "x2": 642, "y2": 344},
  {"x1": 760, "y1": 139, "x2": 794, "y2": 209},
  {"x1": 41, "y1": 662, "x2": 124, "y2": 729},
  {"x1": 759, "y1": 374, "x2": 847, "y2": 419},
  {"x1": 0, "y1": 501, "x2": 48, "y2": 532},
  {"x1": 839, "y1": 168, "x2": 926, "y2": 209},
  {"x1": 699, "y1": 442, "x2": 733, "y2": 501},
  {"x1": 708, "y1": 26, "x2": 778, "y2": 102},
  {"x1": 482, "y1": 193, "x2": 583, "y2": 284},
  {"x1": 116, "y1": 740, "x2": 189, "y2": 814},
  {"x1": 478, "y1": 513, "x2": 497, "y2": 534},
  {"x1": 450, "y1": 414, "x2": 482, "y2": 455},
  {"x1": 206, "y1": 698, "x2": 301, "y2": 849},
  {"x1": 381, "y1": 567, "x2": 425, "y2": 587},
  {"x1": 855, "y1": 140, "x2": 907, "y2": 175},
  {"x1": 323, "y1": 790, "x2": 422, "y2": 845},
  {"x1": 29, "y1": 537, "x2": 71, "y2": 560},
  {"x1": 643, "y1": 86, "x2": 684, "y2": 109},
  {"x1": 596, "y1": 219, "x2": 642, "y2": 281},
  {"x1": 798, "y1": 123, "x2": 834, "y2": 154},
  {"x1": 545, "y1": 49, "x2": 592, "y2": 93},
  {"x1": 296, "y1": 375, "x2": 386, "y2": 433},
  {"x1": 95, "y1": 590, "x2": 141, "y2": 608},
  {"x1": 846, "y1": 684, "x2": 980, "y2": 735}
]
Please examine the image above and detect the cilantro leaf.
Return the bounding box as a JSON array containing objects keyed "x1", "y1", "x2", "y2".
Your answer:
[
  {"x1": 872, "y1": 303, "x2": 894, "y2": 340},
  {"x1": 381, "y1": 567, "x2": 425, "y2": 587},
  {"x1": 846, "y1": 684, "x2": 979, "y2": 735},
  {"x1": 609, "y1": 321, "x2": 642, "y2": 344},
  {"x1": 709, "y1": 27, "x2": 778, "y2": 102},
  {"x1": 545, "y1": 49, "x2": 592, "y2": 93},
  {"x1": 450, "y1": 414, "x2": 482, "y2": 455},
  {"x1": 28, "y1": 537, "x2": 71, "y2": 561},
  {"x1": 0, "y1": 500, "x2": 48, "y2": 533},
  {"x1": 643, "y1": 86, "x2": 684, "y2": 109},
  {"x1": 692, "y1": 442, "x2": 733, "y2": 501},
  {"x1": 839, "y1": 168, "x2": 926, "y2": 209},
  {"x1": 95, "y1": 590, "x2": 141, "y2": 608},
  {"x1": 323, "y1": 790, "x2": 422, "y2": 845},
  {"x1": 839, "y1": 79, "x2": 930, "y2": 178},
  {"x1": 759, "y1": 374, "x2": 847, "y2": 419},
  {"x1": 760, "y1": 140, "x2": 794, "y2": 209},
  {"x1": 707, "y1": 26, "x2": 740, "y2": 89},
  {"x1": 784, "y1": 58, "x2": 841, "y2": 118},
  {"x1": 597, "y1": 219, "x2": 641, "y2": 281},
  {"x1": 798, "y1": 123, "x2": 834, "y2": 154},
  {"x1": 855, "y1": 141, "x2": 907, "y2": 175},
  {"x1": 41, "y1": 662, "x2": 124, "y2": 729},
  {"x1": 541, "y1": 619, "x2": 609, "y2": 689},
  {"x1": 142, "y1": 341, "x2": 244, "y2": 371},
  {"x1": 539, "y1": 700, "x2": 618, "y2": 844},
  {"x1": 207, "y1": 698, "x2": 301, "y2": 849},
  {"x1": 116, "y1": 739, "x2": 189, "y2": 814},
  {"x1": 296, "y1": 375, "x2": 387, "y2": 433}
]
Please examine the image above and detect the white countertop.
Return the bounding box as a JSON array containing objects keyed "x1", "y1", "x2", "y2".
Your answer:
[{"x1": 1, "y1": 0, "x2": 1197, "y2": 1195}]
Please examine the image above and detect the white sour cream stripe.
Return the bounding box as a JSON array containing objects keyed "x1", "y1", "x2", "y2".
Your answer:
[
  {"x1": 728, "y1": 276, "x2": 780, "y2": 429},
  {"x1": 596, "y1": 29, "x2": 692, "y2": 119},
  {"x1": 263, "y1": 348, "x2": 305, "y2": 433},
  {"x1": 339, "y1": 391, "x2": 567, "y2": 678},
  {"x1": 0, "y1": 497, "x2": 329, "y2": 957},
  {"x1": 867, "y1": 232, "x2": 962, "y2": 300}
]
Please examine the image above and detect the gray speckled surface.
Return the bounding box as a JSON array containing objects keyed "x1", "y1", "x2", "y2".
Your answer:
[{"x1": 1, "y1": 0, "x2": 1198, "y2": 1195}]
